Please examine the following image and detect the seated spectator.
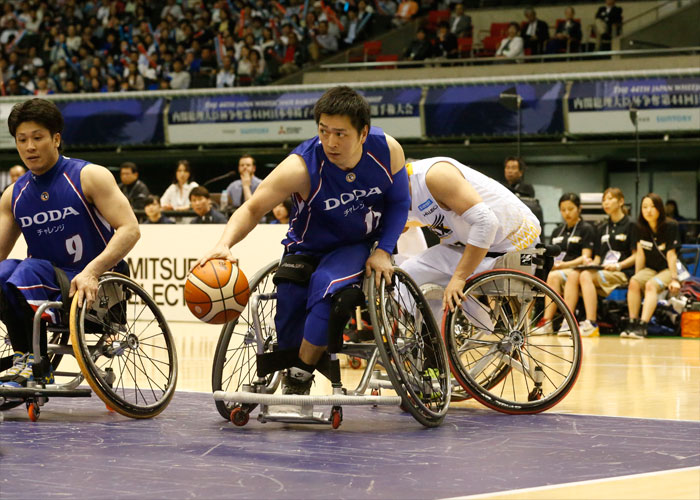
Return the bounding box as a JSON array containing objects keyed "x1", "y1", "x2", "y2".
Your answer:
[
  {"x1": 502, "y1": 157, "x2": 535, "y2": 198},
  {"x1": 563, "y1": 188, "x2": 636, "y2": 337},
  {"x1": 276, "y1": 31, "x2": 307, "y2": 76},
  {"x1": 225, "y1": 154, "x2": 262, "y2": 209},
  {"x1": 249, "y1": 49, "x2": 269, "y2": 85},
  {"x1": 538, "y1": 193, "x2": 596, "y2": 335},
  {"x1": 592, "y1": 0, "x2": 622, "y2": 51},
  {"x1": 621, "y1": 193, "x2": 681, "y2": 339},
  {"x1": 189, "y1": 186, "x2": 228, "y2": 224},
  {"x1": 118, "y1": 162, "x2": 151, "y2": 210},
  {"x1": 434, "y1": 21, "x2": 458, "y2": 59},
  {"x1": 309, "y1": 20, "x2": 339, "y2": 62},
  {"x1": 2, "y1": 165, "x2": 26, "y2": 193},
  {"x1": 161, "y1": 160, "x2": 199, "y2": 211},
  {"x1": 215, "y1": 56, "x2": 236, "y2": 88},
  {"x1": 546, "y1": 7, "x2": 582, "y2": 54},
  {"x1": 521, "y1": 7, "x2": 549, "y2": 55},
  {"x1": 450, "y1": 3, "x2": 472, "y2": 38},
  {"x1": 495, "y1": 22, "x2": 524, "y2": 60},
  {"x1": 342, "y1": 8, "x2": 363, "y2": 47},
  {"x1": 168, "y1": 59, "x2": 191, "y2": 90},
  {"x1": 664, "y1": 199, "x2": 689, "y2": 243},
  {"x1": 143, "y1": 195, "x2": 175, "y2": 225},
  {"x1": 393, "y1": 0, "x2": 418, "y2": 27},
  {"x1": 403, "y1": 27, "x2": 433, "y2": 61},
  {"x1": 268, "y1": 198, "x2": 293, "y2": 225}
]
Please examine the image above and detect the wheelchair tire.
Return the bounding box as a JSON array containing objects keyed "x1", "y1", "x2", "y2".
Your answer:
[
  {"x1": 368, "y1": 268, "x2": 451, "y2": 428},
  {"x1": 444, "y1": 269, "x2": 582, "y2": 414},
  {"x1": 70, "y1": 273, "x2": 178, "y2": 419},
  {"x1": 212, "y1": 260, "x2": 280, "y2": 421}
]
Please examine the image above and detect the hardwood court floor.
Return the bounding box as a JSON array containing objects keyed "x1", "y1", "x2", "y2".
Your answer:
[{"x1": 170, "y1": 324, "x2": 700, "y2": 499}]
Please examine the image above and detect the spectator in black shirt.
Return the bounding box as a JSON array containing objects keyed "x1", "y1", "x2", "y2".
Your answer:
[
  {"x1": 502, "y1": 156, "x2": 535, "y2": 198},
  {"x1": 622, "y1": 193, "x2": 681, "y2": 339},
  {"x1": 592, "y1": 0, "x2": 622, "y2": 51},
  {"x1": 566, "y1": 188, "x2": 636, "y2": 337},
  {"x1": 546, "y1": 7, "x2": 582, "y2": 54},
  {"x1": 664, "y1": 199, "x2": 689, "y2": 243},
  {"x1": 539, "y1": 193, "x2": 596, "y2": 335},
  {"x1": 521, "y1": 7, "x2": 549, "y2": 55},
  {"x1": 403, "y1": 27, "x2": 433, "y2": 61},
  {"x1": 142, "y1": 195, "x2": 175, "y2": 224},
  {"x1": 119, "y1": 162, "x2": 151, "y2": 210},
  {"x1": 189, "y1": 186, "x2": 228, "y2": 224}
]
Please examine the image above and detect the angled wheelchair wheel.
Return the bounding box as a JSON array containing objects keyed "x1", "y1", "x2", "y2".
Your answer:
[
  {"x1": 70, "y1": 273, "x2": 178, "y2": 418},
  {"x1": 212, "y1": 260, "x2": 280, "y2": 420},
  {"x1": 444, "y1": 269, "x2": 582, "y2": 414},
  {"x1": 368, "y1": 268, "x2": 451, "y2": 427}
]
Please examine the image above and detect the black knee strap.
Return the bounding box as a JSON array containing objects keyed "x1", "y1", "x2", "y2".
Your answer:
[
  {"x1": 273, "y1": 254, "x2": 319, "y2": 286},
  {"x1": 52, "y1": 265, "x2": 72, "y2": 316},
  {"x1": 328, "y1": 287, "x2": 365, "y2": 353}
]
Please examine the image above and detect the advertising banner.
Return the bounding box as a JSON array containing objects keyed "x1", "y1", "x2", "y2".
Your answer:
[
  {"x1": 423, "y1": 82, "x2": 565, "y2": 137},
  {"x1": 166, "y1": 87, "x2": 422, "y2": 144},
  {"x1": 567, "y1": 78, "x2": 700, "y2": 134}
]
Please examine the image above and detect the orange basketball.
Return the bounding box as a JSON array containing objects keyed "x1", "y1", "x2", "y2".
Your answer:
[{"x1": 184, "y1": 259, "x2": 250, "y2": 324}]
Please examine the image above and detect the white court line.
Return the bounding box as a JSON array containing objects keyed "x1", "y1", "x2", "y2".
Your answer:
[
  {"x1": 583, "y1": 362, "x2": 700, "y2": 369},
  {"x1": 441, "y1": 466, "x2": 700, "y2": 500}
]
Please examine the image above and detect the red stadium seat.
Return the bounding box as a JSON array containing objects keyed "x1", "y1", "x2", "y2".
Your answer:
[
  {"x1": 375, "y1": 54, "x2": 399, "y2": 69},
  {"x1": 457, "y1": 37, "x2": 473, "y2": 58},
  {"x1": 363, "y1": 40, "x2": 382, "y2": 61},
  {"x1": 426, "y1": 9, "x2": 450, "y2": 32}
]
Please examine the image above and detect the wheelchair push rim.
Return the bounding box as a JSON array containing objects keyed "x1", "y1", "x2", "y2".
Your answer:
[
  {"x1": 369, "y1": 268, "x2": 451, "y2": 427},
  {"x1": 444, "y1": 269, "x2": 582, "y2": 414},
  {"x1": 70, "y1": 273, "x2": 178, "y2": 419}
]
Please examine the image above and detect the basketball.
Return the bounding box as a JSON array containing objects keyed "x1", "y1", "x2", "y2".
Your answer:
[{"x1": 184, "y1": 259, "x2": 250, "y2": 324}]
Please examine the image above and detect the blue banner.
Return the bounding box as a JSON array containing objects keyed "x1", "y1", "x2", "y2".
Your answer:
[
  {"x1": 424, "y1": 83, "x2": 565, "y2": 137},
  {"x1": 166, "y1": 88, "x2": 422, "y2": 144},
  {"x1": 57, "y1": 99, "x2": 165, "y2": 146}
]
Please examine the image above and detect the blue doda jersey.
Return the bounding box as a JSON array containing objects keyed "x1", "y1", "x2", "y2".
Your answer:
[
  {"x1": 282, "y1": 126, "x2": 394, "y2": 254},
  {"x1": 12, "y1": 155, "x2": 114, "y2": 272}
]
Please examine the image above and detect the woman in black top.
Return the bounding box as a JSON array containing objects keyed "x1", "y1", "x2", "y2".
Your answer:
[
  {"x1": 622, "y1": 193, "x2": 681, "y2": 339},
  {"x1": 570, "y1": 188, "x2": 636, "y2": 337},
  {"x1": 540, "y1": 193, "x2": 596, "y2": 335}
]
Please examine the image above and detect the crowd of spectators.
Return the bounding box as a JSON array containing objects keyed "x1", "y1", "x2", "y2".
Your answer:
[
  {"x1": 403, "y1": 0, "x2": 622, "y2": 62},
  {"x1": 0, "y1": 0, "x2": 400, "y2": 96}
]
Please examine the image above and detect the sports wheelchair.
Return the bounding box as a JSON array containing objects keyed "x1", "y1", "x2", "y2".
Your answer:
[
  {"x1": 433, "y1": 246, "x2": 582, "y2": 414},
  {"x1": 0, "y1": 269, "x2": 178, "y2": 421},
  {"x1": 212, "y1": 260, "x2": 452, "y2": 429}
]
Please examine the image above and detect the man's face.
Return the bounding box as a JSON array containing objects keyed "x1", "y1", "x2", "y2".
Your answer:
[
  {"x1": 317, "y1": 113, "x2": 368, "y2": 170},
  {"x1": 144, "y1": 201, "x2": 162, "y2": 221},
  {"x1": 120, "y1": 168, "x2": 138, "y2": 186},
  {"x1": 14, "y1": 121, "x2": 61, "y2": 176},
  {"x1": 190, "y1": 195, "x2": 211, "y2": 216},
  {"x1": 504, "y1": 160, "x2": 522, "y2": 183},
  {"x1": 565, "y1": 7, "x2": 574, "y2": 20},
  {"x1": 238, "y1": 157, "x2": 256, "y2": 176},
  {"x1": 525, "y1": 10, "x2": 535, "y2": 22},
  {"x1": 9, "y1": 165, "x2": 25, "y2": 182}
]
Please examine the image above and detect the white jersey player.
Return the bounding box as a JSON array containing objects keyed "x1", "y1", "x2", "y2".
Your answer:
[{"x1": 400, "y1": 157, "x2": 541, "y2": 313}]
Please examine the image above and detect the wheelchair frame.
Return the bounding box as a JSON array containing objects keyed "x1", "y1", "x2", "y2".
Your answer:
[
  {"x1": 212, "y1": 261, "x2": 452, "y2": 429},
  {"x1": 0, "y1": 272, "x2": 178, "y2": 421}
]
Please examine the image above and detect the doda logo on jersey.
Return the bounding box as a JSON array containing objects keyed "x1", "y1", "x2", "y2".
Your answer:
[
  {"x1": 323, "y1": 187, "x2": 383, "y2": 210},
  {"x1": 18, "y1": 207, "x2": 80, "y2": 227}
]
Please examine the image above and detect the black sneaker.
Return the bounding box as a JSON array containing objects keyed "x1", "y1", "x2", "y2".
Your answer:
[
  {"x1": 281, "y1": 373, "x2": 314, "y2": 395},
  {"x1": 628, "y1": 321, "x2": 648, "y2": 339},
  {"x1": 620, "y1": 319, "x2": 639, "y2": 338}
]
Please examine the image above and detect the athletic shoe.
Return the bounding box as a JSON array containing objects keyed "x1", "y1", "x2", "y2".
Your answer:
[
  {"x1": 0, "y1": 352, "x2": 28, "y2": 382},
  {"x1": 281, "y1": 371, "x2": 314, "y2": 395},
  {"x1": 557, "y1": 321, "x2": 572, "y2": 337},
  {"x1": 627, "y1": 321, "x2": 648, "y2": 339},
  {"x1": 620, "y1": 319, "x2": 639, "y2": 338},
  {"x1": 579, "y1": 320, "x2": 600, "y2": 337},
  {"x1": 1, "y1": 355, "x2": 55, "y2": 388},
  {"x1": 416, "y1": 368, "x2": 443, "y2": 402},
  {"x1": 533, "y1": 320, "x2": 553, "y2": 335}
]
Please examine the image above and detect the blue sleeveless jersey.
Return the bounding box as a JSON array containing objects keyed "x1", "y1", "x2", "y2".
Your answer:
[
  {"x1": 12, "y1": 155, "x2": 114, "y2": 272},
  {"x1": 282, "y1": 126, "x2": 394, "y2": 254}
]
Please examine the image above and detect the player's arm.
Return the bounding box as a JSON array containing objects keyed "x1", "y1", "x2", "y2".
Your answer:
[
  {"x1": 0, "y1": 185, "x2": 22, "y2": 261},
  {"x1": 73, "y1": 164, "x2": 141, "y2": 307},
  {"x1": 426, "y1": 162, "x2": 499, "y2": 312},
  {"x1": 365, "y1": 133, "x2": 409, "y2": 287},
  {"x1": 196, "y1": 155, "x2": 310, "y2": 267}
]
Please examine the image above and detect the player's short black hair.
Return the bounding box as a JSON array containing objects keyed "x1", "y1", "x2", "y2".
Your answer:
[
  {"x1": 313, "y1": 86, "x2": 371, "y2": 135},
  {"x1": 8, "y1": 98, "x2": 64, "y2": 138},
  {"x1": 146, "y1": 194, "x2": 161, "y2": 206},
  {"x1": 559, "y1": 192, "x2": 581, "y2": 208},
  {"x1": 189, "y1": 186, "x2": 210, "y2": 199},
  {"x1": 504, "y1": 156, "x2": 526, "y2": 171},
  {"x1": 120, "y1": 161, "x2": 138, "y2": 173}
]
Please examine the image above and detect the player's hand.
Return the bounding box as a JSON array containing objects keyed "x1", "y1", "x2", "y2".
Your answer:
[
  {"x1": 365, "y1": 248, "x2": 393, "y2": 289},
  {"x1": 582, "y1": 256, "x2": 593, "y2": 266},
  {"x1": 69, "y1": 269, "x2": 100, "y2": 310},
  {"x1": 443, "y1": 276, "x2": 467, "y2": 313},
  {"x1": 193, "y1": 243, "x2": 238, "y2": 271},
  {"x1": 669, "y1": 279, "x2": 681, "y2": 295},
  {"x1": 603, "y1": 262, "x2": 618, "y2": 271},
  {"x1": 551, "y1": 261, "x2": 563, "y2": 270}
]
